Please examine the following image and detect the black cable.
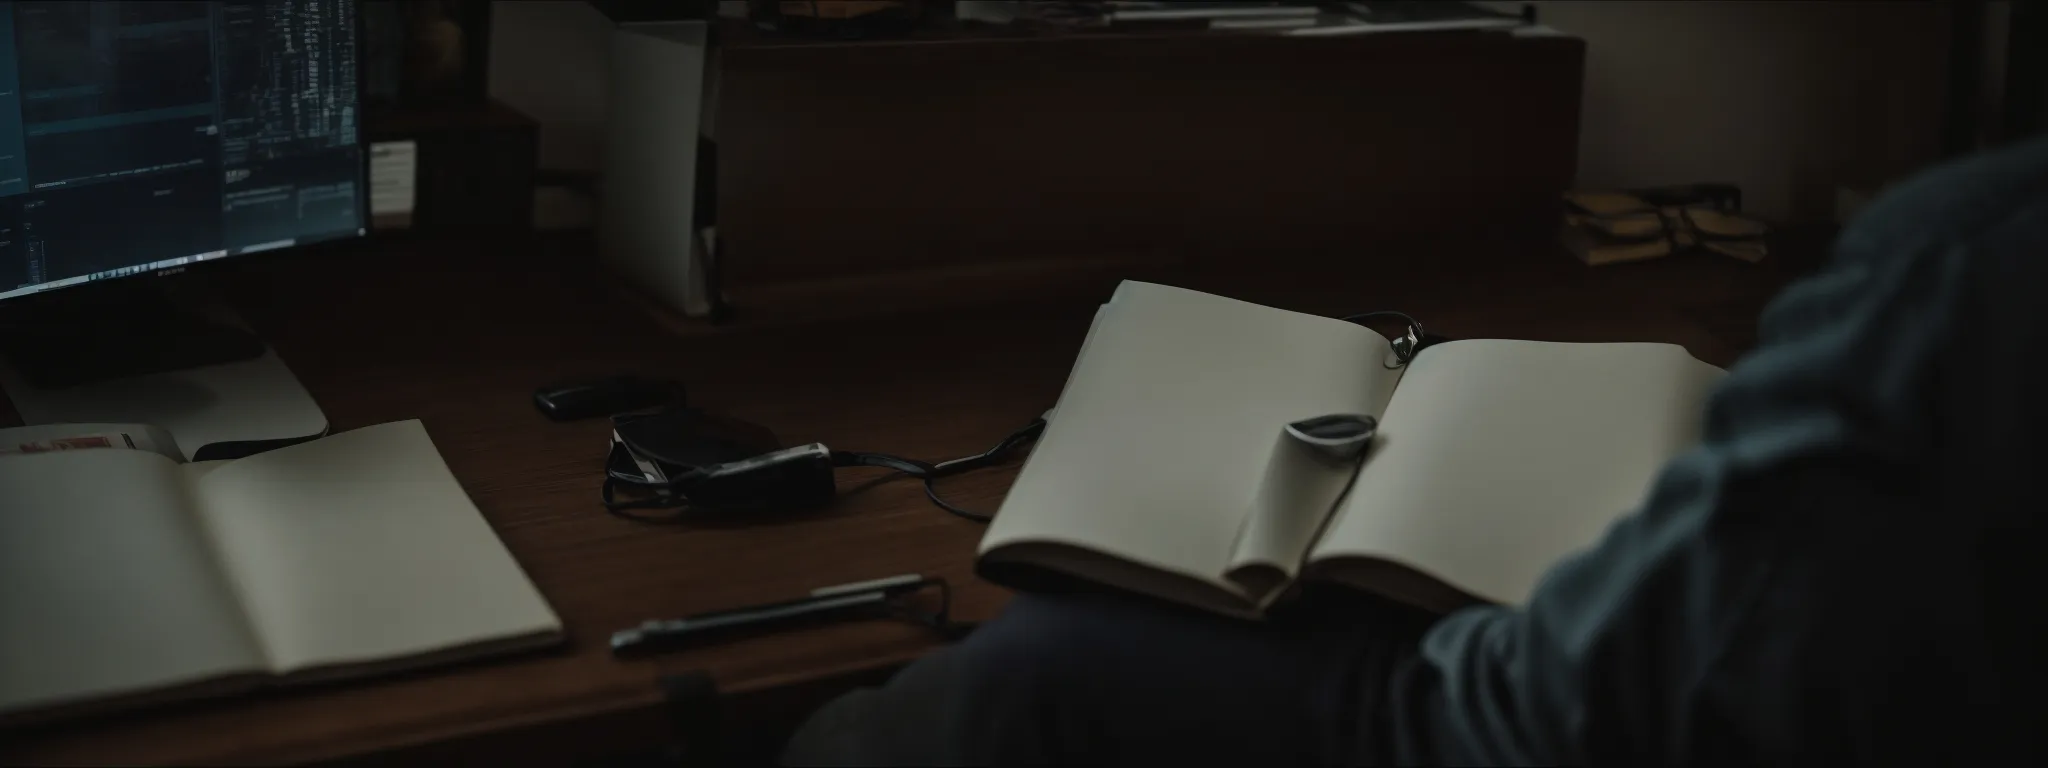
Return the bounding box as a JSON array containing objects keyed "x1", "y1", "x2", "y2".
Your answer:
[
  {"x1": 599, "y1": 439, "x2": 700, "y2": 520},
  {"x1": 1339, "y1": 310, "x2": 1421, "y2": 329},
  {"x1": 599, "y1": 476, "x2": 693, "y2": 522},
  {"x1": 833, "y1": 417, "x2": 1048, "y2": 523},
  {"x1": 923, "y1": 480, "x2": 992, "y2": 523},
  {"x1": 602, "y1": 308, "x2": 1423, "y2": 523},
  {"x1": 603, "y1": 417, "x2": 1046, "y2": 523}
]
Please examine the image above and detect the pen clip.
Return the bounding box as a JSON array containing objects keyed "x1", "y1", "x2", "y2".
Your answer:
[{"x1": 810, "y1": 573, "x2": 925, "y2": 598}]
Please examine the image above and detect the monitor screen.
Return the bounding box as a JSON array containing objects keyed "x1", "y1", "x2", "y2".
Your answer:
[{"x1": 0, "y1": 0, "x2": 363, "y2": 303}]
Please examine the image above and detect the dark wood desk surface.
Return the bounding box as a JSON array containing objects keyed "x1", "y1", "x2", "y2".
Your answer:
[{"x1": 0, "y1": 233, "x2": 1802, "y2": 765}]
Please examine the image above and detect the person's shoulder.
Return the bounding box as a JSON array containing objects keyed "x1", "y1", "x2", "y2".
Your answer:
[
  {"x1": 1840, "y1": 138, "x2": 2048, "y2": 256},
  {"x1": 1757, "y1": 140, "x2": 2048, "y2": 358}
]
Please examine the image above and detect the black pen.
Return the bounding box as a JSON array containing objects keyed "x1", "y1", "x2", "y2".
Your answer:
[{"x1": 610, "y1": 574, "x2": 934, "y2": 656}]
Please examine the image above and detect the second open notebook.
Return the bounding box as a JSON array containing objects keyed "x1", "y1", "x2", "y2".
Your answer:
[
  {"x1": 976, "y1": 280, "x2": 1724, "y2": 618},
  {"x1": 0, "y1": 420, "x2": 563, "y2": 725}
]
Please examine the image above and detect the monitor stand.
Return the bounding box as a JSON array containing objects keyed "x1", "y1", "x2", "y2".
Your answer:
[{"x1": 0, "y1": 279, "x2": 329, "y2": 461}]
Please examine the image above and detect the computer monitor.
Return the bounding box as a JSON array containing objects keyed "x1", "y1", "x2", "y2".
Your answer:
[{"x1": 0, "y1": 0, "x2": 365, "y2": 459}]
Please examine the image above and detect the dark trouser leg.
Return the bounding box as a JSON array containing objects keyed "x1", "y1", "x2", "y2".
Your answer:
[{"x1": 780, "y1": 589, "x2": 1435, "y2": 766}]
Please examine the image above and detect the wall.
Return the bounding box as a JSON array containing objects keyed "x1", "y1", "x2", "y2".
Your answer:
[
  {"x1": 1977, "y1": 1, "x2": 2012, "y2": 146},
  {"x1": 1483, "y1": 1, "x2": 1954, "y2": 223},
  {"x1": 487, "y1": 0, "x2": 612, "y2": 171},
  {"x1": 491, "y1": 0, "x2": 1960, "y2": 224}
]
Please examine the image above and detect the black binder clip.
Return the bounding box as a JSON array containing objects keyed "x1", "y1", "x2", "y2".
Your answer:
[{"x1": 1339, "y1": 311, "x2": 1428, "y2": 369}]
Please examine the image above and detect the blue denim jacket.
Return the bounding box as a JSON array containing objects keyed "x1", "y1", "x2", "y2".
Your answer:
[{"x1": 1395, "y1": 139, "x2": 2048, "y2": 764}]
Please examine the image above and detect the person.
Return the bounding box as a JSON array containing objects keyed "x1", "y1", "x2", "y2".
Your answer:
[{"x1": 780, "y1": 138, "x2": 2048, "y2": 766}]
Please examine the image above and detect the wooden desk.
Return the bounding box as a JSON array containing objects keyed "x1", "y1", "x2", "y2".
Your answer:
[{"x1": 0, "y1": 233, "x2": 1801, "y2": 765}]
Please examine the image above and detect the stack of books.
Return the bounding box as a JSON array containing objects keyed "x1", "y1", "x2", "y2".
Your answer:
[
  {"x1": 1562, "y1": 187, "x2": 1771, "y2": 266},
  {"x1": 1562, "y1": 191, "x2": 1678, "y2": 266}
]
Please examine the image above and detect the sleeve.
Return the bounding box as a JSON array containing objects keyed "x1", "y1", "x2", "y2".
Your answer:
[{"x1": 1385, "y1": 209, "x2": 1981, "y2": 766}]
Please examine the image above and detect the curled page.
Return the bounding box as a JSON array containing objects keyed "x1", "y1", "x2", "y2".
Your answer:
[
  {"x1": 1224, "y1": 427, "x2": 1365, "y2": 607},
  {"x1": 979, "y1": 281, "x2": 1400, "y2": 600}
]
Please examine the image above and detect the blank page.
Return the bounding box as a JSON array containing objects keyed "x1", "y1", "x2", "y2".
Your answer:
[
  {"x1": 0, "y1": 450, "x2": 265, "y2": 716},
  {"x1": 190, "y1": 420, "x2": 561, "y2": 673},
  {"x1": 982, "y1": 281, "x2": 1402, "y2": 588},
  {"x1": 1310, "y1": 340, "x2": 1722, "y2": 605}
]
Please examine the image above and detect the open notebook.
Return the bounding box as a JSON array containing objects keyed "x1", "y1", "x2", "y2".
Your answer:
[
  {"x1": 0, "y1": 420, "x2": 563, "y2": 724},
  {"x1": 977, "y1": 281, "x2": 1723, "y2": 618}
]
